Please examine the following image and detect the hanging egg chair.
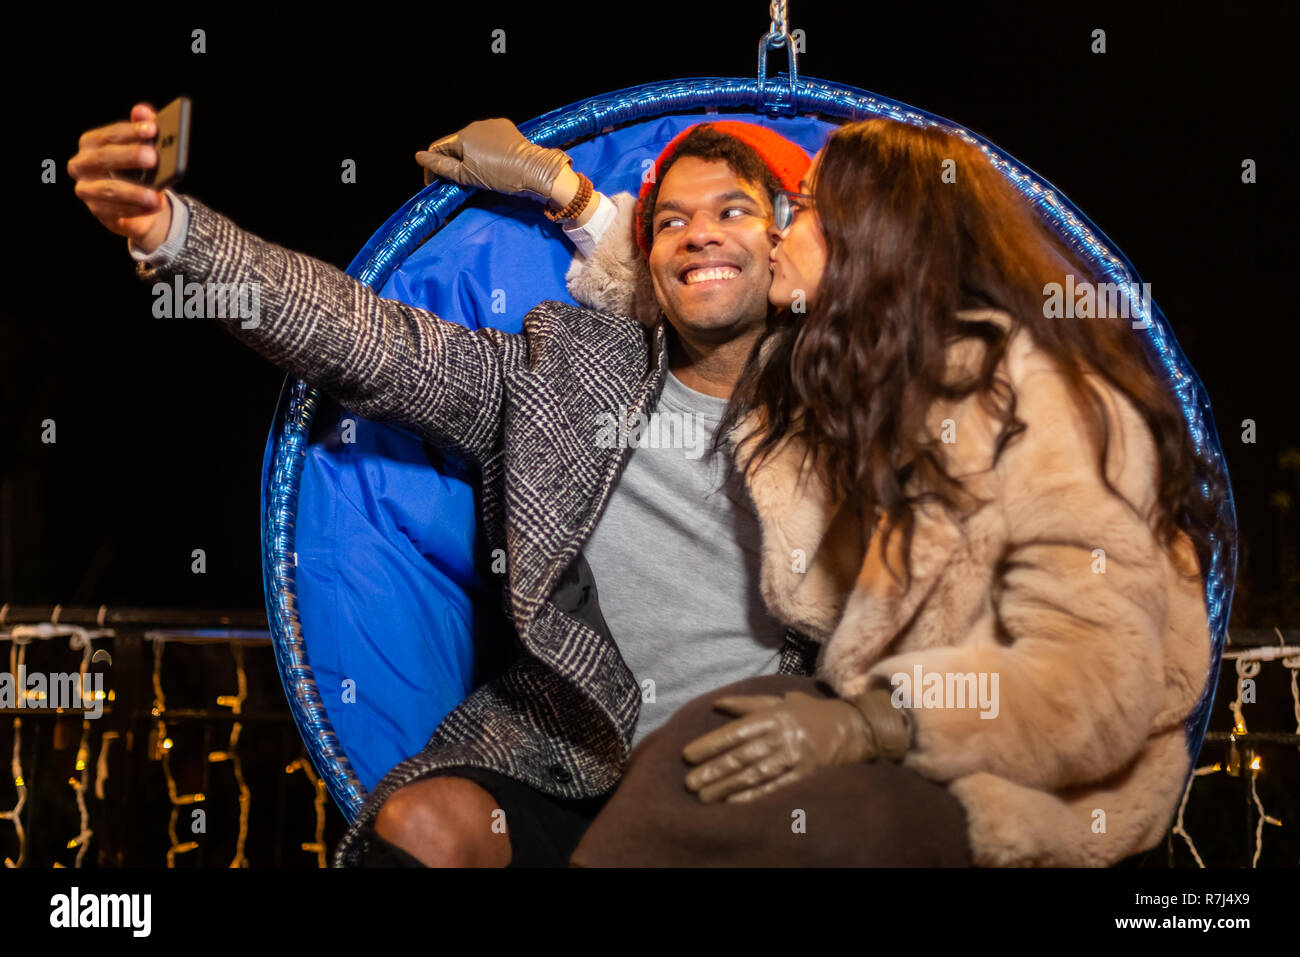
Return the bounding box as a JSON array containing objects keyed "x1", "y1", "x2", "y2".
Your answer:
[{"x1": 259, "y1": 20, "x2": 1237, "y2": 825}]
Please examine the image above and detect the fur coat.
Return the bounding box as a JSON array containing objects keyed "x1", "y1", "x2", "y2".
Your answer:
[{"x1": 568, "y1": 193, "x2": 1214, "y2": 867}]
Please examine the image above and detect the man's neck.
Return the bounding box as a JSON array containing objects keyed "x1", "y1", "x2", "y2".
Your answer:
[{"x1": 665, "y1": 325, "x2": 763, "y2": 399}]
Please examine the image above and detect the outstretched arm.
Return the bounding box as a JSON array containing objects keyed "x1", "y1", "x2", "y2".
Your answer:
[{"x1": 70, "y1": 102, "x2": 510, "y2": 468}]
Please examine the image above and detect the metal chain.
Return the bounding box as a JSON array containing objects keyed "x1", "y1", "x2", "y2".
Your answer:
[
  {"x1": 757, "y1": 0, "x2": 798, "y2": 113},
  {"x1": 769, "y1": 0, "x2": 790, "y2": 38}
]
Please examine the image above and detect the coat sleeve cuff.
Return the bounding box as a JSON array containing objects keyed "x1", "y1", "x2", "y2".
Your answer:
[
  {"x1": 561, "y1": 191, "x2": 618, "y2": 260},
  {"x1": 129, "y1": 189, "x2": 189, "y2": 274}
]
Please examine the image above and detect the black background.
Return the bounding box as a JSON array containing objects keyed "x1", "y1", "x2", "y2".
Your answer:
[
  {"x1": 5, "y1": 1, "x2": 1297, "y2": 624},
  {"x1": 0, "y1": 0, "x2": 1297, "y2": 879}
]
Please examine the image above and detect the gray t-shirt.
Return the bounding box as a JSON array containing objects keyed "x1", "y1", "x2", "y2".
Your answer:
[{"x1": 582, "y1": 369, "x2": 788, "y2": 748}]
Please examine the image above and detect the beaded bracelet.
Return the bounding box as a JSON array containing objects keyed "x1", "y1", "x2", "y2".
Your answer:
[{"x1": 544, "y1": 171, "x2": 594, "y2": 222}]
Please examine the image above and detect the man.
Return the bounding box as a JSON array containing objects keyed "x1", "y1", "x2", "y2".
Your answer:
[{"x1": 68, "y1": 105, "x2": 814, "y2": 867}]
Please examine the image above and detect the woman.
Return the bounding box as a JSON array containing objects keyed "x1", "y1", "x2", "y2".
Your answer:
[{"x1": 571, "y1": 118, "x2": 1229, "y2": 867}]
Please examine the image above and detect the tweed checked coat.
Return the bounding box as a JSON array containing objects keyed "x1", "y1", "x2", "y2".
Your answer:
[{"x1": 132, "y1": 194, "x2": 818, "y2": 868}]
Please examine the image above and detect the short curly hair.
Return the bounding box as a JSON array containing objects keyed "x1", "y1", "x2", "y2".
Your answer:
[{"x1": 638, "y1": 126, "x2": 784, "y2": 255}]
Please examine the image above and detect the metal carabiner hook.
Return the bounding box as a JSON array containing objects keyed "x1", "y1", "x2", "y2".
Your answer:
[{"x1": 756, "y1": 0, "x2": 798, "y2": 115}]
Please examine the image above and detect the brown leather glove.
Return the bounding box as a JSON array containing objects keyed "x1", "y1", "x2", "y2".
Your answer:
[
  {"x1": 682, "y1": 688, "x2": 911, "y2": 804},
  {"x1": 415, "y1": 117, "x2": 571, "y2": 201}
]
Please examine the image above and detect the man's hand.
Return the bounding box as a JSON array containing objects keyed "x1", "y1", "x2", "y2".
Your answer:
[
  {"x1": 682, "y1": 689, "x2": 910, "y2": 804},
  {"x1": 68, "y1": 103, "x2": 172, "y2": 253},
  {"x1": 415, "y1": 117, "x2": 571, "y2": 203}
]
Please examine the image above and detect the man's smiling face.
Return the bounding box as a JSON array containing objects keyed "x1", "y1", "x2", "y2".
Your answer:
[{"x1": 647, "y1": 155, "x2": 775, "y2": 344}]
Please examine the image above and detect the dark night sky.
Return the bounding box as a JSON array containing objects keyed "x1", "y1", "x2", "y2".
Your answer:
[{"x1": 5, "y1": 1, "x2": 1297, "y2": 626}]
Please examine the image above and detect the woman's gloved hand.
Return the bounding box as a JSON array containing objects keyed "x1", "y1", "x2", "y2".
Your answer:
[
  {"x1": 415, "y1": 117, "x2": 572, "y2": 202},
  {"x1": 682, "y1": 688, "x2": 911, "y2": 804}
]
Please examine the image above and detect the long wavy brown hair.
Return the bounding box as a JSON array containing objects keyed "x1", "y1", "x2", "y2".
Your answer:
[{"x1": 718, "y1": 117, "x2": 1230, "y2": 585}]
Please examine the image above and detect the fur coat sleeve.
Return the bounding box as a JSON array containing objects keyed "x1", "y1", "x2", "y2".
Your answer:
[{"x1": 563, "y1": 190, "x2": 660, "y2": 327}]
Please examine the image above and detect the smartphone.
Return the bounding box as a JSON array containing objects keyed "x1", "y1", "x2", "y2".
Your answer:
[{"x1": 125, "y1": 96, "x2": 191, "y2": 190}]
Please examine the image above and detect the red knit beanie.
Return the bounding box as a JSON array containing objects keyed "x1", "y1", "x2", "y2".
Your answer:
[{"x1": 634, "y1": 120, "x2": 811, "y2": 258}]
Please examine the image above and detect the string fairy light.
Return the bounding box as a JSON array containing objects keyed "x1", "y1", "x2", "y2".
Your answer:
[
  {"x1": 1, "y1": 640, "x2": 28, "y2": 868},
  {"x1": 1172, "y1": 763, "x2": 1223, "y2": 868},
  {"x1": 210, "y1": 642, "x2": 251, "y2": 868},
  {"x1": 1229, "y1": 656, "x2": 1260, "y2": 740},
  {"x1": 145, "y1": 631, "x2": 272, "y2": 867},
  {"x1": 62, "y1": 626, "x2": 98, "y2": 867},
  {"x1": 1249, "y1": 756, "x2": 1283, "y2": 868},
  {"x1": 1280, "y1": 629, "x2": 1300, "y2": 865},
  {"x1": 66, "y1": 721, "x2": 93, "y2": 867},
  {"x1": 285, "y1": 757, "x2": 328, "y2": 867},
  {"x1": 1176, "y1": 629, "x2": 1300, "y2": 867},
  {"x1": 93, "y1": 731, "x2": 120, "y2": 801},
  {"x1": 2, "y1": 617, "x2": 332, "y2": 868},
  {"x1": 1284, "y1": 640, "x2": 1300, "y2": 757},
  {"x1": 0, "y1": 621, "x2": 114, "y2": 867},
  {"x1": 150, "y1": 638, "x2": 203, "y2": 867},
  {"x1": 1231, "y1": 674, "x2": 1280, "y2": 872}
]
